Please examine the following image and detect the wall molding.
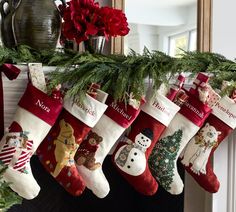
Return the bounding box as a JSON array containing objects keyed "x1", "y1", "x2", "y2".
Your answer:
[
  {"x1": 227, "y1": 132, "x2": 236, "y2": 212},
  {"x1": 111, "y1": 0, "x2": 124, "y2": 55},
  {"x1": 197, "y1": 0, "x2": 212, "y2": 52}
]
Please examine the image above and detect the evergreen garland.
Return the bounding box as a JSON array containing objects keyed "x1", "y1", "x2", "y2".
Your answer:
[
  {"x1": 0, "y1": 45, "x2": 235, "y2": 209},
  {"x1": 0, "y1": 45, "x2": 236, "y2": 100},
  {"x1": 0, "y1": 162, "x2": 22, "y2": 211}
]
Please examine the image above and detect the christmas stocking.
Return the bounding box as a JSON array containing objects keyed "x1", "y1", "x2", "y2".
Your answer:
[
  {"x1": 181, "y1": 96, "x2": 236, "y2": 193},
  {"x1": 112, "y1": 90, "x2": 180, "y2": 195},
  {"x1": 0, "y1": 83, "x2": 62, "y2": 199},
  {"x1": 149, "y1": 92, "x2": 212, "y2": 194},
  {"x1": 75, "y1": 96, "x2": 143, "y2": 198},
  {"x1": 37, "y1": 92, "x2": 107, "y2": 196}
]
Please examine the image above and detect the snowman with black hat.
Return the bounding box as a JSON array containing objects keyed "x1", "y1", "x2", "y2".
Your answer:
[{"x1": 115, "y1": 128, "x2": 153, "y2": 176}]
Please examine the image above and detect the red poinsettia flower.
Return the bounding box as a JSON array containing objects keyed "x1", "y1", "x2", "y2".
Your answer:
[
  {"x1": 99, "y1": 7, "x2": 130, "y2": 39},
  {"x1": 60, "y1": 0, "x2": 129, "y2": 45}
]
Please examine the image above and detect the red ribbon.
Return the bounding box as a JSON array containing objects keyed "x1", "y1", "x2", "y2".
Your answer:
[{"x1": 0, "y1": 64, "x2": 21, "y2": 139}]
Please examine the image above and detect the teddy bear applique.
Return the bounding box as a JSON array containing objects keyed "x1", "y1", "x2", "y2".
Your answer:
[{"x1": 75, "y1": 131, "x2": 103, "y2": 171}]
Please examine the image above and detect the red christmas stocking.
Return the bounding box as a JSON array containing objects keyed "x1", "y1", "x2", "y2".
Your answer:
[
  {"x1": 149, "y1": 91, "x2": 212, "y2": 194},
  {"x1": 37, "y1": 93, "x2": 107, "y2": 196},
  {"x1": 181, "y1": 96, "x2": 236, "y2": 193},
  {"x1": 0, "y1": 83, "x2": 62, "y2": 199},
  {"x1": 75, "y1": 96, "x2": 143, "y2": 198},
  {"x1": 112, "y1": 91, "x2": 180, "y2": 195}
]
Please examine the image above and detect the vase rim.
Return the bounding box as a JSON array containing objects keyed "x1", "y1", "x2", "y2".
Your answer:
[{"x1": 89, "y1": 35, "x2": 105, "y2": 39}]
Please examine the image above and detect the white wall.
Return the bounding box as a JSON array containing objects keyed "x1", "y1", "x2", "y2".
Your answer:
[
  {"x1": 156, "y1": 23, "x2": 196, "y2": 54},
  {"x1": 124, "y1": 24, "x2": 159, "y2": 54},
  {"x1": 212, "y1": 1, "x2": 236, "y2": 212},
  {"x1": 125, "y1": 4, "x2": 197, "y2": 54},
  {"x1": 212, "y1": 0, "x2": 236, "y2": 60},
  {"x1": 155, "y1": 4, "x2": 196, "y2": 54},
  {"x1": 126, "y1": 6, "x2": 187, "y2": 26}
]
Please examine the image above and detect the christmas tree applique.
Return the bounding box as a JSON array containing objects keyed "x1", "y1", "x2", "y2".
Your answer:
[{"x1": 149, "y1": 129, "x2": 183, "y2": 191}]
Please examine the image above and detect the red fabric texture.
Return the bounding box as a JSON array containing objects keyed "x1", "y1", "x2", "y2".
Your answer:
[
  {"x1": 37, "y1": 109, "x2": 92, "y2": 196},
  {"x1": 179, "y1": 92, "x2": 212, "y2": 127},
  {"x1": 181, "y1": 114, "x2": 233, "y2": 193},
  {"x1": 105, "y1": 97, "x2": 144, "y2": 128},
  {"x1": 18, "y1": 83, "x2": 62, "y2": 126},
  {"x1": 112, "y1": 110, "x2": 166, "y2": 195}
]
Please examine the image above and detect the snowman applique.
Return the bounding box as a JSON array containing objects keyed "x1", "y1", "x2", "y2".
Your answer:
[{"x1": 115, "y1": 128, "x2": 153, "y2": 176}]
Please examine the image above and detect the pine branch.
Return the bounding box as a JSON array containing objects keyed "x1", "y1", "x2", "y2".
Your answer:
[
  {"x1": 0, "y1": 162, "x2": 22, "y2": 211},
  {"x1": 0, "y1": 45, "x2": 236, "y2": 100}
]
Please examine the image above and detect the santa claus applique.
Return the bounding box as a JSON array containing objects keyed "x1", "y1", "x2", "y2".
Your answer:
[{"x1": 0, "y1": 121, "x2": 33, "y2": 173}]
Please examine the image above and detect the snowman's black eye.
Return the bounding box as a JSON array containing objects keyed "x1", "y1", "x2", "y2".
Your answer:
[
  {"x1": 146, "y1": 139, "x2": 149, "y2": 142},
  {"x1": 141, "y1": 136, "x2": 144, "y2": 139}
]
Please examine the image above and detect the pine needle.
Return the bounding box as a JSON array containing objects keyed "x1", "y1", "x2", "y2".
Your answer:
[
  {"x1": 0, "y1": 45, "x2": 236, "y2": 100},
  {"x1": 0, "y1": 162, "x2": 22, "y2": 211}
]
